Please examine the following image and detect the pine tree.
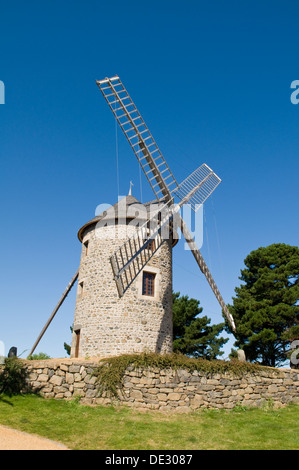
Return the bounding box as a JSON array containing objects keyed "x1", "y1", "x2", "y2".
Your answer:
[
  {"x1": 228, "y1": 243, "x2": 299, "y2": 367},
  {"x1": 172, "y1": 292, "x2": 228, "y2": 359}
]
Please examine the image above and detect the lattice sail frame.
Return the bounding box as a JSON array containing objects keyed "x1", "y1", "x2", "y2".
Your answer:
[
  {"x1": 96, "y1": 76, "x2": 178, "y2": 201},
  {"x1": 173, "y1": 164, "x2": 221, "y2": 212}
]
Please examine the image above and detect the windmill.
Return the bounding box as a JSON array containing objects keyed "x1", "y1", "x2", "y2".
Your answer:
[
  {"x1": 96, "y1": 76, "x2": 235, "y2": 332},
  {"x1": 28, "y1": 75, "x2": 235, "y2": 359}
]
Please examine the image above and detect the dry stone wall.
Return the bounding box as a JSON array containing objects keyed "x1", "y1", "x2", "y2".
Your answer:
[{"x1": 24, "y1": 359, "x2": 299, "y2": 411}]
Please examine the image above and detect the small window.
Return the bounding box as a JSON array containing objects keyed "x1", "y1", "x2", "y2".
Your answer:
[
  {"x1": 142, "y1": 271, "x2": 155, "y2": 296},
  {"x1": 79, "y1": 281, "x2": 84, "y2": 296},
  {"x1": 74, "y1": 329, "x2": 80, "y2": 358},
  {"x1": 146, "y1": 239, "x2": 155, "y2": 252},
  {"x1": 83, "y1": 240, "x2": 89, "y2": 257}
]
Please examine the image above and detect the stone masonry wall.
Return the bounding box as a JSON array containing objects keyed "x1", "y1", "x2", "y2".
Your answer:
[
  {"x1": 24, "y1": 359, "x2": 299, "y2": 411},
  {"x1": 71, "y1": 220, "x2": 173, "y2": 358}
]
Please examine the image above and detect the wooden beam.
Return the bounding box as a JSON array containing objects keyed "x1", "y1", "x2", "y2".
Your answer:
[{"x1": 28, "y1": 269, "x2": 79, "y2": 358}]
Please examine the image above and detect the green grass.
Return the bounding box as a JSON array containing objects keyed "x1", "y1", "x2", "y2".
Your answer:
[{"x1": 0, "y1": 395, "x2": 298, "y2": 450}]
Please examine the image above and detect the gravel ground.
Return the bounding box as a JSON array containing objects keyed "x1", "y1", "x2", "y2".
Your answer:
[{"x1": 0, "y1": 425, "x2": 69, "y2": 450}]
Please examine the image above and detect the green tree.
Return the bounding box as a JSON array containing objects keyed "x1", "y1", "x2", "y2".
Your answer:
[
  {"x1": 172, "y1": 292, "x2": 228, "y2": 359},
  {"x1": 64, "y1": 326, "x2": 73, "y2": 356},
  {"x1": 27, "y1": 352, "x2": 51, "y2": 360},
  {"x1": 228, "y1": 243, "x2": 299, "y2": 367}
]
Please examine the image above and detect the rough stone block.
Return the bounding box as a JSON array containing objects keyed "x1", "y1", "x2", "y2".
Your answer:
[
  {"x1": 39, "y1": 374, "x2": 49, "y2": 383},
  {"x1": 49, "y1": 375, "x2": 63, "y2": 386},
  {"x1": 168, "y1": 393, "x2": 181, "y2": 401}
]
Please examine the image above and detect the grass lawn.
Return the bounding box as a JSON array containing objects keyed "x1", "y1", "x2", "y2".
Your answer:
[{"x1": 0, "y1": 394, "x2": 298, "y2": 450}]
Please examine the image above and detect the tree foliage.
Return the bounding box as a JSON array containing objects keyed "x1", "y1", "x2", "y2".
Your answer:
[
  {"x1": 27, "y1": 352, "x2": 51, "y2": 360},
  {"x1": 228, "y1": 243, "x2": 299, "y2": 367},
  {"x1": 0, "y1": 357, "x2": 29, "y2": 396},
  {"x1": 172, "y1": 292, "x2": 228, "y2": 359}
]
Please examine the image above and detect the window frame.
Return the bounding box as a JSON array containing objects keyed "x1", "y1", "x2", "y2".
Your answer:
[
  {"x1": 142, "y1": 271, "x2": 156, "y2": 297},
  {"x1": 146, "y1": 239, "x2": 155, "y2": 252}
]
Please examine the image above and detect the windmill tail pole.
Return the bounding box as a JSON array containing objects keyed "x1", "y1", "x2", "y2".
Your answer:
[{"x1": 27, "y1": 269, "x2": 79, "y2": 358}]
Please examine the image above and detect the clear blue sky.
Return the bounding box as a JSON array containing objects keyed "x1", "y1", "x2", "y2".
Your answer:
[{"x1": 0, "y1": 0, "x2": 298, "y2": 359}]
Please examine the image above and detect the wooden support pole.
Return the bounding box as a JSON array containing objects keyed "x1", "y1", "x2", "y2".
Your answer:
[{"x1": 28, "y1": 269, "x2": 79, "y2": 358}]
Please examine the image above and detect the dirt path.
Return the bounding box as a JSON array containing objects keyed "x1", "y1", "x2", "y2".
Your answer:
[{"x1": 0, "y1": 425, "x2": 69, "y2": 450}]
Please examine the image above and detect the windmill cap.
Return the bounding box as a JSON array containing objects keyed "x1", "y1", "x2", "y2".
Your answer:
[{"x1": 77, "y1": 195, "x2": 178, "y2": 243}]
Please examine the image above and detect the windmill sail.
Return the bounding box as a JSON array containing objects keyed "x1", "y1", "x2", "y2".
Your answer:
[
  {"x1": 178, "y1": 215, "x2": 236, "y2": 331},
  {"x1": 110, "y1": 199, "x2": 175, "y2": 296},
  {"x1": 96, "y1": 76, "x2": 178, "y2": 201},
  {"x1": 173, "y1": 164, "x2": 221, "y2": 212},
  {"x1": 110, "y1": 202, "x2": 236, "y2": 331},
  {"x1": 97, "y1": 75, "x2": 236, "y2": 331},
  {"x1": 110, "y1": 165, "x2": 221, "y2": 298}
]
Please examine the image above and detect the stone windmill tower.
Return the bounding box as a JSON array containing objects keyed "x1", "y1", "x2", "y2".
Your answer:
[
  {"x1": 28, "y1": 76, "x2": 235, "y2": 359},
  {"x1": 70, "y1": 194, "x2": 176, "y2": 358}
]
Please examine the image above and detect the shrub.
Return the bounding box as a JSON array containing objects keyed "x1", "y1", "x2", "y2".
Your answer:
[{"x1": 0, "y1": 357, "x2": 29, "y2": 396}]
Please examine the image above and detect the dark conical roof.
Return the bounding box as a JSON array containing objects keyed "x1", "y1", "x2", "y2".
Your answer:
[{"x1": 77, "y1": 194, "x2": 165, "y2": 242}]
